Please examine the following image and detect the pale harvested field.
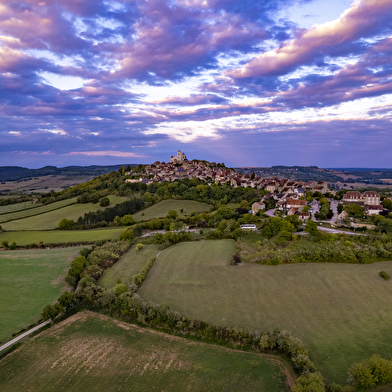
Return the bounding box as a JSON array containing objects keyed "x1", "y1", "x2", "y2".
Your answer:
[{"x1": 0, "y1": 311, "x2": 290, "y2": 392}]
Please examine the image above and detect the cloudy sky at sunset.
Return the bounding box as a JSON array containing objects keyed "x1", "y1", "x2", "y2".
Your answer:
[{"x1": 1, "y1": 0, "x2": 392, "y2": 168}]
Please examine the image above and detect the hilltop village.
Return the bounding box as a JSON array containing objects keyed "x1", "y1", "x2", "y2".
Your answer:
[{"x1": 125, "y1": 150, "x2": 387, "y2": 220}]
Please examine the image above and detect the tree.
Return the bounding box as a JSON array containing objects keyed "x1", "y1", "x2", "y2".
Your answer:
[
  {"x1": 1, "y1": 240, "x2": 9, "y2": 249},
  {"x1": 120, "y1": 214, "x2": 134, "y2": 226},
  {"x1": 119, "y1": 229, "x2": 134, "y2": 241},
  {"x1": 251, "y1": 171, "x2": 255, "y2": 180},
  {"x1": 337, "y1": 203, "x2": 343, "y2": 214},
  {"x1": 167, "y1": 210, "x2": 178, "y2": 220},
  {"x1": 42, "y1": 303, "x2": 64, "y2": 321},
  {"x1": 293, "y1": 372, "x2": 325, "y2": 392},
  {"x1": 58, "y1": 218, "x2": 75, "y2": 230},
  {"x1": 114, "y1": 283, "x2": 128, "y2": 295},
  {"x1": 344, "y1": 204, "x2": 364, "y2": 218},
  {"x1": 382, "y1": 198, "x2": 392, "y2": 211},
  {"x1": 100, "y1": 196, "x2": 110, "y2": 207},
  {"x1": 304, "y1": 219, "x2": 318, "y2": 236},
  {"x1": 58, "y1": 291, "x2": 76, "y2": 309}
]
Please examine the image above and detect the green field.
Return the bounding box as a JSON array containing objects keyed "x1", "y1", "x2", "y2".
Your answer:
[
  {"x1": 140, "y1": 240, "x2": 392, "y2": 384},
  {"x1": 0, "y1": 247, "x2": 82, "y2": 342},
  {"x1": 1, "y1": 195, "x2": 128, "y2": 230},
  {"x1": 0, "y1": 201, "x2": 38, "y2": 215},
  {"x1": 0, "y1": 227, "x2": 125, "y2": 246},
  {"x1": 99, "y1": 244, "x2": 161, "y2": 289},
  {"x1": 133, "y1": 199, "x2": 212, "y2": 222},
  {"x1": 0, "y1": 198, "x2": 77, "y2": 224},
  {"x1": 0, "y1": 311, "x2": 290, "y2": 391}
]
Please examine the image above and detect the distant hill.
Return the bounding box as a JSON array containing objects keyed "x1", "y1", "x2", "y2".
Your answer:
[
  {"x1": 0, "y1": 165, "x2": 137, "y2": 182},
  {"x1": 234, "y1": 166, "x2": 392, "y2": 184}
]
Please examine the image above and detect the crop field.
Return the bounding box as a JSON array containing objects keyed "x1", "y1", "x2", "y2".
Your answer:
[
  {"x1": 0, "y1": 247, "x2": 82, "y2": 342},
  {"x1": 140, "y1": 240, "x2": 392, "y2": 384},
  {"x1": 0, "y1": 175, "x2": 92, "y2": 193},
  {"x1": 0, "y1": 198, "x2": 77, "y2": 224},
  {"x1": 132, "y1": 199, "x2": 212, "y2": 222},
  {"x1": 99, "y1": 244, "x2": 161, "y2": 289},
  {"x1": 0, "y1": 311, "x2": 290, "y2": 391},
  {"x1": 0, "y1": 201, "x2": 38, "y2": 215},
  {"x1": 1, "y1": 195, "x2": 128, "y2": 230},
  {"x1": 0, "y1": 227, "x2": 125, "y2": 247}
]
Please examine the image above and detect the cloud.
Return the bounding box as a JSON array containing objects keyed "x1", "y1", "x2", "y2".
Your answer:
[
  {"x1": 227, "y1": 0, "x2": 392, "y2": 79},
  {"x1": 67, "y1": 150, "x2": 147, "y2": 158}
]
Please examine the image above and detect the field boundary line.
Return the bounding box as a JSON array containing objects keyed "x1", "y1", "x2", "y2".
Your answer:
[
  {"x1": 0, "y1": 199, "x2": 77, "y2": 224},
  {"x1": 0, "y1": 320, "x2": 51, "y2": 353}
]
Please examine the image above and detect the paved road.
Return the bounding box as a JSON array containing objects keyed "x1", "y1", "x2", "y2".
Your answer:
[
  {"x1": 265, "y1": 208, "x2": 277, "y2": 217},
  {"x1": 0, "y1": 319, "x2": 51, "y2": 352},
  {"x1": 318, "y1": 226, "x2": 365, "y2": 236}
]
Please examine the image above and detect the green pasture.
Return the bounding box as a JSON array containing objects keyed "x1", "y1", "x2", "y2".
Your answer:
[
  {"x1": 140, "y1": 240, "x2": 392, "y2": 384},
  {"x1": 99, "y1": 244, "x2": 161, "y2": 289},
  {"x1": 1, "y1": 195, "x2": 127, "y2": 230},
  {"x1": 0, "y1": 247, "x2": 82, "y2": 342},
  {"x1": 0, "y1": 228, "x2": 125, "y2": 246},
  {"x1": 0, "y1": 201, "x2": 38, "y2": 215},
  {"x1": 0, "y1": 198, "x2": 77, "y2": 224},
  {"x1": 133, "y1": 199, "x2": 212, "y2": 222},
  {"x1": 0, "y1": 311, "x2": 289, "y2": 391}
]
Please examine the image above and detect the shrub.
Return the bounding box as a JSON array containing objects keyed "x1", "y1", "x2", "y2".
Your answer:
[
  {"x1": 99, "y1": 196, "x2": 110, "y2": 207},
  {"x1": 348, "y1": 354, "x2": 392, "y2": 390},
  {"x1": 120, "y1": 229, "x2": 134, "y2": 242},
  {"x1": 1, "y1": 240, "x2": 9, "y2": 249},
  {"x1": 9, "y1": 242, "x2": 17, "y2": 250},
  {"x1": 114, "y1": 283, "x2": 128, "y2": 295},
  {"x1": 379, "y1": 271, "x2": 390, "y2": 280},
  {"x1": 58, "y1": 218, "x2": 75, "y2": 230},
  {"x1": 136, "y1": 243, "x2": 144, "y2": 251},
  {"x1": 41, "y1": 303, "x2": 64, "y2": 321},
  {"x1": 293, "y1": 372, "x2": 325, "y2": 392},
  {"x1": 79, "y1": 247, "x2": 93, "y2": 258},
  {"x1": 57, "y1": 291, "x2": 76, "y2": 309},
  {"x1": 120, "y1": 214, "x2": 134, "y2": 226}
]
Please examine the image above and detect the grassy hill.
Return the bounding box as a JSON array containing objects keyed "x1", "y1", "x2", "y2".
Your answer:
[
  {"x1": 133, "y1": 199, "x2": 212, "y2": 222},
  {"x1": 139, "y1": 240, "x2": 392, "y2": 384},
  {"x1": 1, "y1": 195, "x2": 127, "y2": 230},
  {"x1": 0, "y1": 247, "x2": 83, "y2": 342},
  {"x1": 0, "y1": 311, "x2": 290, "y2": 392}
]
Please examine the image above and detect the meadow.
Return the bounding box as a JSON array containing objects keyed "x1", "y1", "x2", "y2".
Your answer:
[
  {"x1": 0, "y1": 201, "x2": 38, "y2": 215},
  {"x1": 0, "y1": 247, "x2": 82, "y2": 342},
  {"x1": 99, "y1": 244, "x2": 161, "y2": 289},
  {"x1": 0, "y1": 227, "x2": 125, "y2": 247},
  {"x1": 132, "y1": 199, "x2": 212, "y2": 222},
  {"x1": 0, "y1": 198, "x2": 77, "y2": 224},
  {"x1": 0, "y1": 311, "x2": 290, "y2": 391},
  {"x1": 139, "y1": 240, "x2": 392, "y2": 384},
  {"x1": 1, "y1": 195, "x2": 128, "y2": 230}
]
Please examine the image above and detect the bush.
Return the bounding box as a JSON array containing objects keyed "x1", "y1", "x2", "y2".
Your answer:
[
  {"x1": 1, "y1": 240, "x2": 9, "y2": 249},
  {"x1": 41, "y1": 303, "x2": 64, "y2": 321},
  {"x1": 120, "y1": 214, "x2": 134, "y2": 226},
  {"x1": 379, "y1": 271, "x2": 390, "y2": 280},
  {"x1": 293, "y1": 372, "x2": 325, "y2": 392},
  {"x1": 136, "y1": 243, "x2": 144, "y2": 251},
  {"x1": 79, "y1": 247, "x2": 93, "y2": 258},
  {"x1": 58, "y1": 218, "x2": 75, "y2": 230},
  {"x1": 119, "y1": 229, "x2": 134, "y2": 242},
  {"x1": 9, "y1": 242, "x2": 17, "y2": 250},
  {"x1": 100, "y1": 196, "x2": 110, "y2": 207},
  {"x1": 348, "y1": 354, "x2": 392, "y2": 390}
]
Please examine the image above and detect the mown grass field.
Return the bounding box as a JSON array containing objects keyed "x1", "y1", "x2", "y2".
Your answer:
[
  {"x1": 140, "y1": 240, "x2": 392, "y2": 384},
  {"x1": 99, "y1": 244, "x2": 161, "y2": 289},
  {"x1": 0, "y1": 247, "x2": 82, "y2": 342},
  {"x1": 0, "y1": 198, "x2": 77, "y2": 224},
  {"x1": 0, "y1": 227, "x2": 125, "y2": 247},
  {"x1": 0, "y1": 311, "x2": 289, "y2": 391},
  {"x1": 1, "y1": 195, "x2": 128, "y2": 230},
  {"x1": 0, "y1": 201, "x2": 38, "y2": 215},
  {"x1": 133, "y1": 199, "x2": 212, "y2": 222}
]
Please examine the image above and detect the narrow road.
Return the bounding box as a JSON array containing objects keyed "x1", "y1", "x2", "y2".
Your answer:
[
  {"x1": 318, "y1": 226, "x2": 365, "y2": 236},
  {"x1": 0, "y1": 319, "x2": 51, "y2": 352},
  {"x1": 265, "y1": 208, "x2": 277, "y2": 217}
]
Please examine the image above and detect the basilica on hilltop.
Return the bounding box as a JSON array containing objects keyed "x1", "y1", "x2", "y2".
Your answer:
[{"x1": 170, "y1": 150, "x2": 187, "y2": 164}]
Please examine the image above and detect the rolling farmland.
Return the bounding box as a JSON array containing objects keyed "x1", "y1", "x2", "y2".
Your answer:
[
  {"x1": 140, "y1": 240, "x2": 392, "y2": 384},
  {"x1": 0, "y1": 311, "x2": 290, "y2": 391}
]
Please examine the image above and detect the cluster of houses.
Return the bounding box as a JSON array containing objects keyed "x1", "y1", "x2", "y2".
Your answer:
[
  {"x1": 341, "y1": 191, "x2": 384, "y2": 215},
  {"x1": 126, "y1": 150, "x2": 237, "y2": 185}
]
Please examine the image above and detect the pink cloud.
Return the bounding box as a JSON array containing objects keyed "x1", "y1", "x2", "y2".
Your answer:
[{"x1": 227, "y1": 0, "x2": 392, "y2": 79}]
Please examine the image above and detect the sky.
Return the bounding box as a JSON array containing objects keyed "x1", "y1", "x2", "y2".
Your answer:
[{"x1": 1, "y1": 0, "x2": 392, "y2": 168}]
